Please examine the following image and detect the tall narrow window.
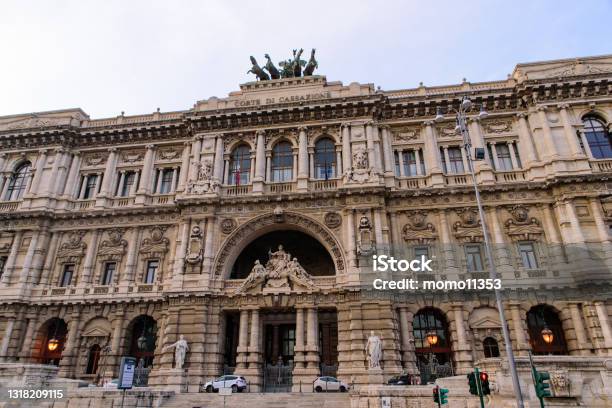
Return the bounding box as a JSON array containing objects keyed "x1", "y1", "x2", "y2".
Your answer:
[
  {"x1": 495, "y1": 144, "x2": 513, "y2": 171},
  {"x1": 102, "y1": 262, "x2": 116, "y2": 285},
  {"x1": 442, "y1": 147, "x2": 465, "y2": 174},
  {"x1": 518, "y1": 242, "x2": 538, "y2": 269},
  {"x1": 144, "y1": 260, "x2": 159, "y2": 284},
  {"x1": 394, "y1": 151, "x2": 401, "y2": 176},
  {"x1": 86, "y1": 344, "x2": 101, "y2": 374},
  {"x1": 60, "y1": 264, "x2": 75, "y2": 287},
  {"x1": 271, "y1": 142, "x2": 293, "y2": 182},
  {"x1": 314, "y1": 138, "x2": 336, "y2": 179},
  {"x1": 155, "y1": 169, "x2": 173, "y2": 194},
  {"x1": 402, "y1": 151, "x2": 418, "y2": 176},
  {"x1": 465, "y1": 244, "x2": 484, "y2": 272},
  {"x1": 583, "y1": 116, "x2": 612, "y2": 159},
  {"x1": 117, "y1": 171, "x2": 136, "y2": 197},
  {"x1": 483, "y1": 337, "x2": 500, "y2": 358},
  {"x1": 5, "y1": 162, "x2": 32, "y2": 201},
  {"x1": 229, "y1": 145, "x2": 251, "y2": 185},
  {"x1": 83, "y1": 175, "x2": 98, "y2": 199}
]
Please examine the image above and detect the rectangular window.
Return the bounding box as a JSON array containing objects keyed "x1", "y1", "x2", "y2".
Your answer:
[
  {"x1": 414, "y1": 246, "x2": 429, "y2": 260},
  {"x1": 83, "y1": 175, "x2": 98, "y2": 199},
  {"x1": 0, "y1": 256, "x2": 7, "y2": 279},
  {"x1": 144, "y1": 260, "x2": 159, "y2": 284},
  {"x1": 465, "y1": 244, "x2": 484, "y2": 272},
  {"x1": 60, "y1": 264, "x2": 75, "y2": 287},
  {"x1": 102, "y1": 262, "x2": 116, "y2": 285},
  {"x1": 394, "y1": 151, "x2": 401, "y2": 176},
  {"x1": 442, "y1": 147, "x2": 465, "y2": 174},
  {"x1": 159, "y1": 169, "x2": 173, "y2": 194},
  {"x1": 518, "y1": 242, "x2": 538, "y2": 269},
  {"x1": 495, "y1": 144, "x2": 513, "y2": 171},
  {"x1": 403, "y1": 151, "x2": 418, "y2": 176},
  {"x1": 117, "y1": 171, "x2": 136, "y2": 197}
]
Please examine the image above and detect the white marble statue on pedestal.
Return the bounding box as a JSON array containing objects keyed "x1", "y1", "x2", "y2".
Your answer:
[
  {"x1": 365, "y1": 331, "x2": 383, "y2": 369},
  {"x1": 163, "y1": 334, "x2": 189, "y2": 369}
]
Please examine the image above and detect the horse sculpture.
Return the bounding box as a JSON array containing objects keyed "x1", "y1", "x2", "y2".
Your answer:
[
  {"x1": 303, "y1": 48, "x2": 318, "y2": 76},
  {"x1": 264, "y1": 54, "x2": 280, "y2": 79},
  {"x1": 292, "y1": 48, "x2": 305, "y2": 77},
  {"x1": 247, "y1": 56, "x2": 270, "y2": 81}
]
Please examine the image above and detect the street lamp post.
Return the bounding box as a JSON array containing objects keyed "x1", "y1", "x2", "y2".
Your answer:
[{"x1": 435, "y1": 97, "x2": 525, "y2": 408}]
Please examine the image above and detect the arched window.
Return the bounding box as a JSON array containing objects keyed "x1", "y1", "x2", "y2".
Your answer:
[
  {"x1": 314, "y1": 138, "x2": 337, "y2": 179},
  {"x1": 271, "y1": 142, "x2": 293, "y2": 182},
  {"x1": 128, "y1": 315, "x2": 158, "y2": 368},
  {"x1": 4, "y1": 162, "x2": 31, "y2": 201},
  {"x1": 413, "y1": 308, "x2": 453, "y2": 383},
  {"x1": 527, "y1": 305, "x2": 568, "y2": 355},
  {"x1": 40, "y1": 318, "x2": 68, "y2": 366},
  {"x1": 229, "y1": 145, "x2": 251, "y2": 185},
  {"x1": 85, "y1": 344, "x2": 101, "y2": 374},
  {"x1": 482, "y1": 337, "x2": 500, "y2": 358},
  {"x1": 583, "y1": 116, "x2": 612, "y2": 159}
]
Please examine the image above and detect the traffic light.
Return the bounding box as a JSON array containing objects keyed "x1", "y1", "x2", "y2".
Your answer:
[
  {"x1": 535, "y1": 370, "x2": 552, "y2": 398},
  {"x1": 479, "y1": 372, "x2": 491, "y2": 395},
  {"x1": 433, "y1": 387, "x2": 440, "y2": 403},
  {"x1": 467, "y1": 372, "x2": 478, "y2": 395},
  {"x1": 439, "y1": 388, "x2": 449, "y2": 404}
]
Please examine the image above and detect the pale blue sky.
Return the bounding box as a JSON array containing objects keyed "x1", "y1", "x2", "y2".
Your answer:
[{"x1": 1, "y1": 0, "x2": 611, "y2": 118}]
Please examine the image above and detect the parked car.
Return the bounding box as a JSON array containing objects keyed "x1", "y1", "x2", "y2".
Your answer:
[
  {"x1": 203, "y1": 375, "x2": 247, "y2": 393},
  {"x1": 103, "y1": 379, "x2": 119, "y2": 389},
  {"x1": 313, "y1": 376, "x2": 349, "y2": 392},
  {"x1": 388, "y1": 375, "x2": 410, "y2": 385}
]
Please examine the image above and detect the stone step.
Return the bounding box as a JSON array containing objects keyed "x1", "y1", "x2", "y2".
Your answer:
[{"x1": 160, "y1": 392, "x2": 351, "y2": 408}]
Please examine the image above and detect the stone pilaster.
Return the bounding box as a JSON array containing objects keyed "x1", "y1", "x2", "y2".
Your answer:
[
  {"x1": 450, "y1": 304, "x2": 472, "y2": 374},
  {"x1": 398, "y1": 308, "x2": 418, "y2": 374}
]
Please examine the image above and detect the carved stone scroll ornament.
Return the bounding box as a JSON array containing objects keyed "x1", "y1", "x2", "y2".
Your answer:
[
  {"x1": 186, "y1": 159, "x2": 218, "y2": 194},
  {"x1": 235, "y1": 245, "x2": 317, "y2": 294},
  {"x1": 357, "y1": 215, "x2": 373, "y2": 255},
  {"x1": 402, "y1": 211, "x2": 437, "y2": 245},
  {"x1": 186, "y1": 225, "x2": 203, "y2": 264},
  {"x1": 453, "y1": 208, "x2": 484, "y2": 243},
  {"x1": 504, "y1": 205, "x2": 544, "y2": 241}
]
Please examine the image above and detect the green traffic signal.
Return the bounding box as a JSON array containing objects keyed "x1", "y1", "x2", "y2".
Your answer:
[
  {"x1": 467, "y1": 372, "x2": 478, "y2": 395},
  {"x1": 439, "y1": 388, "x2": 449, "y2": 404},
  {"x1": 535, "y1": 371, "x2": 552, "y2": 398}
]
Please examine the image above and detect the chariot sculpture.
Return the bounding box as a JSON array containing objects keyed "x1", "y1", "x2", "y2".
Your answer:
[{"x1": 248, "y1": 48, "x2": 318, "y2": 81}]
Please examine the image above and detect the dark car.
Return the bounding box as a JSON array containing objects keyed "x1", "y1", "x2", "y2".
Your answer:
[{"x1": 387, "y1": 375, "x2": 410, "y2": 385}]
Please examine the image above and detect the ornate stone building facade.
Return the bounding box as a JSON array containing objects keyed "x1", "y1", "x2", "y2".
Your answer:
[{"x1": 0, "y1": 54, "x2": 612, "y2": 404}]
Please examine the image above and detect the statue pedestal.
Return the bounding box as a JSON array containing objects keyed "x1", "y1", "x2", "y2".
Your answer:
[
  {"x1": 155, "y1": 368, "x2": 188, "y2": 393},
  {"x1": 366, "y1": 367, "x2": 384, "y2": 386}
]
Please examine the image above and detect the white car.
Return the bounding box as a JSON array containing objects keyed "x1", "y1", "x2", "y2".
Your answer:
[
  {"x1": 103, "y1": 379, "x2": 119, "y2": 389},
  {"x1": 203, "y1": 375, "x2": 247, "y2": 393},
  {"x1": 313, "y1": 376, "x2": 349, "y2": 392}
]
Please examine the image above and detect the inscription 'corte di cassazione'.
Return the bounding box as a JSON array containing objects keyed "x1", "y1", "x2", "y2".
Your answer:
[{"x1": 234, "y1": 91, "x2": 332, "y2": 107}]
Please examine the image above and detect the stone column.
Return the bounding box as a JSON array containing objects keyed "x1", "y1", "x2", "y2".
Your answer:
[
  {"x1": 489, "y1": 143, "x2": 500, "y2": 170},
  {"x1": 108, "y1": 309, "x2": 126, "y2": 377},
  {"x1": 17, "y1": 230, "x2": 40, "y2": 286},
  {"x1": 305, "y1": 307, "x2": 320, "y2": 371},
  {"x1": 155, "y1": 168, "x2": 163, "y2": 194},
  {"x1": 451, "y1": 304, "x2": 472, "y2": 374},
  {"x1": 341, "y1": 124, "x2": 351, "y2": 176},
  {"x1": 578, "y1": 130, "x2": 594, "y2": 158},
  {"x1": 0, "y1": 175, "x2": 10, "y2": 200},
  {"x1": 39, "y1": 232, "x2": 60, "y2": 285},
  {"x1": 295, "y1": 307, "x2": 305, "y2": 369},
  {"x1": 509, "y1": 302, "x2": 529, "y2": 356},
  {"x1": 487, "y1": 207, "x2": 512, "y2": 276},
  {"x1": 77, "y1": 174, "x2": 88, "y2": 200},
  {"x1": 590, "y1": 198, "x2": 611, "y2": 243},
  {"x1": 223, "y1": 155, "x2": 230, "y2": 185},
  {"x1": 253, "y1": 130, "x2": 266, "y2": 193},
  {"x1": 28, "y1": 149, "x2": 48, "y2": 196},
  {"x1": 173, "y1": 220, "x2": 190, "y2": 282},
  {"x1": 365, "y1": 122, "x2": 377, "y2": 174},
  {"x1": 18, "y1": 315, "x2": 38, "y2": 362},
  {"x1": 177, "y1": 141, "x2": 191, "y2": 192},
  {"x1": 569, "y1": 303, "x2": 591, "y2": 355},
  {"x1": 246, "y1": 308, "x2": 263, "y2": 390},
  {"x1": 389, "y1": 212, "x2": 402, "y2": 257},
  {"x1": 415, "y1": 149, "x2": 423, "y2": 176},
  {"x1": 130, "y1": 171, "x2": 140, "y2": 196},
  {"x1": 29, "y1": 227, "x2": 52, "y2": 286},
  {"x1": 442, "y1": 146, "x2": 451, "y2": 173},
  {"x1": 398, "y1": 308, "x2": 418, "y2": 374},
  {"x1": 62, "y1": 152, "x2": 81, "y2": 198},
  {"x1": 536, "y1": 107, "x2": 559, "y2": 160},
  {"x1": 124, "y1": 228, "x2": 142, "y2": 282},
  {"x1": 564, "y1": 199, "x2": 585, "y2": 244},
  {"x1": 558, "y1": 104, "x2": 583, "y2": 157},
  {"x1": 0, "y1": 317, "x2": 15, "y2": 362},
  {"x1": 135, "y1": 144, "x2": 156, "y2": 202},
  {"x1": 438, "y1": 210, "x2": 457, "y2": 271},
  {"x1": 381, "y1": 126, "x2": 394, "y2": 181},
  {"x1": 336, "y1": 147, "x2": 343, "y2": 176},
  {"x1": 236, "y1": 309, "x2": 249, "y2": 370},
  {"x1": 202, "y1": 217, "x2": 216, "y2": 279},
  {"x1": 44, "y1": 148, "x2": 64, "y2": 196},
  {"x1": 98, "y1": 148, "x2": 118, "y2": 198},
  {"x1": 297, "y1": 126, "x2": 308, "y2": 190},
  {"x1": 423, "y1": 122, "x2": 443, "y2": 186},
  {"x1": 59, "y1": 310, "x2": 82, "y2": 378},
  {"x1": 516, "y1": 113, "x2": 538, "y2": 165},
  {"x1": 80, "y1": 230, "x2": 101, "y2": 285},
  {"x1": 508, "y1": 141, "x2": 520, "y2": 169},
  {"x1": 213, "y1": 134, "x2": 225, "y2": 184},
  {"x1": 93, "y1": 172, "x2": 103, "y2": 197},
  {"x1": 345, "y1": 209, "x2": 356, "y2": 271},
  {"x1": 187, "y1": 136, "x2": 202, "y2": 183},
  {"x1": 1, "y1": 231, "x2": 23, "y2": 285},
  {"x1": 397, "y1": 150, "x2": 405, "y2": 176},
  {"x1": 594, "y1": 301, "x2": 612, "y2": 355}
]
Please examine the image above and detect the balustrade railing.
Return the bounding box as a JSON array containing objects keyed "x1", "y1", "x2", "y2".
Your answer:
[
  {"x1": 222, "y1": 184, "x2": 253, "y2": 196},
  {"x1": 591, "y1": 159, "x2": 612, "y2": 172}
]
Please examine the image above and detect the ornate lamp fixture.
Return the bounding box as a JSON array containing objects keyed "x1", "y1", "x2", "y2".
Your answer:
[
  {"x1": 47, "y1": 320, "x2": 60, "y2": 352},
  {"x1": 425, "y1": 330, "x2": 439, "y2": 347},
  {"x1": 541, "y1": 327, "x2": 554, "y2": 345},
  {"x1": 137, "y1": 320, "x2": 148, "y2": 351}
]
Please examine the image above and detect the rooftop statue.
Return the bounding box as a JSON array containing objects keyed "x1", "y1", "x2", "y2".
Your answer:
[
  {"x1": 248, "y1": 49, "x2": 318, "y2": 81},
  {"x1": 247, "y1": 56, "x2": 270, "y2": 81}
]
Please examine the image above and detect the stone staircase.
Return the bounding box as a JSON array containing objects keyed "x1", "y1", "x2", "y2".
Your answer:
[{"x1": 160, "y1": 392, "x2": 351, "y2": 408}]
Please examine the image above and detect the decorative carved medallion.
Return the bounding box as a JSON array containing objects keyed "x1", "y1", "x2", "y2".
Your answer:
[
  {"x1": 140, "y1": 226, "x2": 169, "y2": 257},
  {"x1": 504, "y1": 205, "x2": 543, "y2": 241},
  {"x1": 98, "y1": 228, "x2": 128, "y2": 256},
  {"x1": 220, "y1": 218, "x2": 237, "y2": 234},
  {"x1": 324, "y1": 212, "x2": 342, "y2": 229},
  {"x1": 402, "y1": 211, "x2": 437, "y2": 244},
  {"x1": 58, "y1": 231, "x2": 87, "y2": 257},
  {"x1": 453, "y1": 209, "x2": 483, "y2": 243}
]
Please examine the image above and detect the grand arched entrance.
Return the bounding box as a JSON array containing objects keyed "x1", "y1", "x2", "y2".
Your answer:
[{"x1": 220, "y1": 227, "x2": 339, "y2": 392}]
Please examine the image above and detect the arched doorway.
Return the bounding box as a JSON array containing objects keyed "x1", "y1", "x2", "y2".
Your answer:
[
  {"x1": 230, "y1": 230, "x2": 335, "y2": 279},
  {"x1": 39, "y1": 318, "x2": 68, "y2": 366},
  {"x1": 86, "y1": 345, "x2": 101, "y2": 374},
  {"x1": 413, "y1": 308, "x2": 453, "y2": 383},
  {"x1": 127, "y1": 315, "x2": 158, "y2": 368},
  {"x1": 527, "y1": 305, "x2": 568, "y2": 355}
]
